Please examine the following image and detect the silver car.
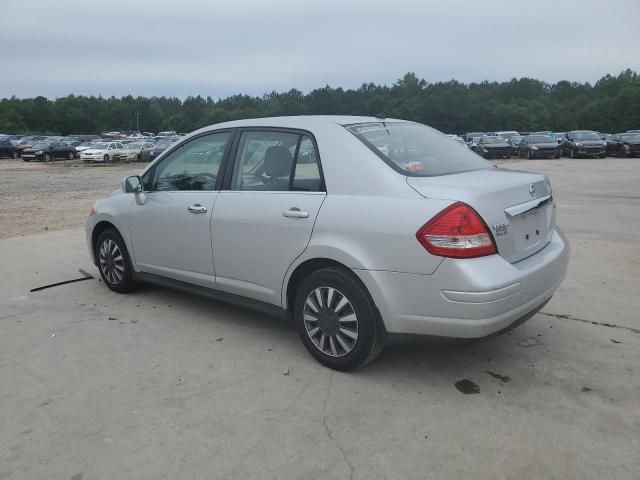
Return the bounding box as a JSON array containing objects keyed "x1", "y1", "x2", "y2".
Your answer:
[{"x1": 86, "y1": 116, "x2": 569, "y2": 370}]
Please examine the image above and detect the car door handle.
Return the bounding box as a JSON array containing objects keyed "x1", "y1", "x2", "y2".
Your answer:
[
  {"x1": 283, "y1": 208, "x2": 309, "y2": 218},
  {"x1": 188, "y1": 204, "x2": 207, "y2": 214}
]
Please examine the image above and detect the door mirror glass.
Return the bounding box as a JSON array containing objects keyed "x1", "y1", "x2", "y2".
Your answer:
[{"x1": 124, "y1": 175, "x2": 142, "y2": 193}]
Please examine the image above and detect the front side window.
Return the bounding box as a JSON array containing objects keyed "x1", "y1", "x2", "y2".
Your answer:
[
  {"x1": 346, "y1": 122, "x2": 492, "y2": 176},
  {"x1": 230, "y1": 130, "x2": 323, "y2": 192},
  {"x1": 151, "y1": 131, "x2": 231, "y2": 191}
]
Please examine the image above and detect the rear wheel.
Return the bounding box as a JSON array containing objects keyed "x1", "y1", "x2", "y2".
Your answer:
[
  {"x1": 294, "y1": 267, "x2": 384, "y2": 371},
  {"x1": 11, "y1": 151, "x2": 19, "y2": 159},
  {"x1": 527, "y1": 150, "x2": 533, "y2": 159},
  {"x1": 67, "y1": 151, "x2": 74, "y2": 160},
  {"x1": 95, "y1": 228, "x2": 136, "y2": 293}
]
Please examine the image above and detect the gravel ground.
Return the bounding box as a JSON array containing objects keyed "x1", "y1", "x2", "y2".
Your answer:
[{"x1": 0, "y1": 159, "x2": 140, "y2": 238}]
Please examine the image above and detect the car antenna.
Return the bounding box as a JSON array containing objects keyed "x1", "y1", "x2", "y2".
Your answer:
[{"x1": 375, "y1": 96, "x2": 404, "y2": 119}]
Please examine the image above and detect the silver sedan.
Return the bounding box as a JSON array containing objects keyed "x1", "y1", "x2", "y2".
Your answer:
[{"x1": 86, "y1": 116, "x2": 569, "y2": 370}]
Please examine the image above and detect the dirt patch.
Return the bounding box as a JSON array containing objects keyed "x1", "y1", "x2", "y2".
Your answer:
[{"x1": 0, "y1": 159, "x2": 141, "y2": 238}]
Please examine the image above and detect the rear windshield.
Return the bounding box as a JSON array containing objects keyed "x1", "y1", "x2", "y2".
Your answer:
[{"x1": 345, "y1": 122, "x2": 491, "y2": 176}]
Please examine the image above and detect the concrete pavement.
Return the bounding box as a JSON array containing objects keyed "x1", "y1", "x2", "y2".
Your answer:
[{"x1": 1, "y1": 158, "x2": 639, "y2": 479}]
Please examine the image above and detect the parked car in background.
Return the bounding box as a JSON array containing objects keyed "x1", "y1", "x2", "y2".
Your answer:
[
  {"x1": 156, "y1": 130, "x2": 177, "y2": 138},
  {"x1": 495, "y1": 130, "x2": 520, "y2": 141},
  {"x1": 507, "y1": 134, "x2": 523, "y2": 149},
  {"x1": 148, "y1": 138, "x2": 177, "y2": 160},
  {"x1": 86, "y1": 115, "x2": 569, "y2": 370},
  {"x1": 21, "y1": 142, "x2": 77, "y2": 161},
  {"x1": 81, "y1": 142, "x2": 125, "y2": 163},
  {"x1": 0, "y1": 140, "x2": 21, "y2": 158},
  {"x1": 118, "y1": 142, "x2": 156, "y2": 162},
  {"x1": 553, "y1": 132, "x2": 566, "y2": 144},
  {"x1": 517, "y1": 134, "x2": 561, "y2": 159},
  {"x1": 446, "y1": 134, "x2": 468, "y2": 147},
  {"x1": 561, "y1": 131, "x2": 606, "y2": 158},
  {"x1": 608, "y1": 133, "x2": 640, "y2": 157},
  {"x1": 75, "y1": 141, "x2": 99, "y2": 154},
  {"x1": 626, "y1": 130, "x2": 640, "y2": 133},
  {"x1": 465, "y1": 131, "x2": 485, "y2": 143},
  {"x1": 472, "y1": 135, "x2": 512, "y2": 158}
]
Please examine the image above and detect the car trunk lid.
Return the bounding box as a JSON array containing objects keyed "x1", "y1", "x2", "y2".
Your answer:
[{"x1": 407, "y1": 167, "x2": 555, "y2": 263}]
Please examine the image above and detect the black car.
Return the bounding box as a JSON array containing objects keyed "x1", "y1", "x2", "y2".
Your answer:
[
  {"x1": 148, "y1": 138, "x2": 177, "y2": 160},
  {"x1": 21, "y1": 142, "x2": 77, "y2": 162},
  {"x1": 517, "y1": 134, "x2": 561, "y2": 159},
  {"x1": 0, "y1": 140, "x2": 21, "y2": 159},
  {"x1": 471, "y1": 136, "x2": 512, "y2": 159},
  {"x1": 561, "y1": 130, "x2": 606, "y2": 158},
  {"x1": 607, "y1": 133, "x2": 640, "y2": 157}
]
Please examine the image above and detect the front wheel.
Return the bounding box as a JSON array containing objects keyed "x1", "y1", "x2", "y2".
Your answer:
[
  {"x1": 44, "y1": 153, "x2": 51, "y2": 162},
  {"x1": 294, "y1": 267, "x2": 384, "y2": 371},
  {"x1": 527, "y1": 150, "x2": 533, "y2": 159},
  {"x1": 103, "y1": 154, "x2": 110, "y2": 163},
  {"x1": 95, "y1": 228, "x2": 136, "y2": 293},
  {"x1": 11, "y1": 151, "x2": 19, "y2": 159},
  {"x1": 599, "y1": 153, "x2": 606, "y2": 159},
  {"x1": 67, "y1": 151, "x2": 74, "y2": 160},
  {"x1": 570, "y1": 148, "x2": 575, "y2": 159}
]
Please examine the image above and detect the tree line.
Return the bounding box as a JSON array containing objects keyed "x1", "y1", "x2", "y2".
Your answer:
[{"x1": 1, "y1": 70, "x2": 639, "y2": 136}]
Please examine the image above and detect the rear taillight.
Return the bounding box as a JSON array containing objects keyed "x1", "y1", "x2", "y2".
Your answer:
[{"x1": 416, "y1": 202, "x2": 497, "y2": 258}]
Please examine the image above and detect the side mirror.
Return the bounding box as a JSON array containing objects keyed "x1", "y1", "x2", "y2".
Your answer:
[{"x1": 123, "y1": 175, "x2": 142, "y2": 193}]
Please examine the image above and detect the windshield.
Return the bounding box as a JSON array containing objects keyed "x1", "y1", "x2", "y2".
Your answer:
[
  {"x1": 573, "y1": 132, "x2": 600, "y2": 141},
  {"x1": 345, "y1": 122, "x2": 491, "y2": 176},
  {"x1": 126, "y1": 142, "x2": 143, "y2": 149},
  {"x1": 510, "y1": 135, "x2": 523, "y2": 143},
  {"x1": 92, "y1": 143, "x2": 110, "y2": 149},
  {"x1": 529, "y1": 135, "x2": 554, "y2": 143},
  {"x1": 483, "y1": 137, "x2": 508, "y2": 144},
  {"x1": 31, "y1": 142, "x2": 49, "y2": 149},
  {"x1": 620, "y1": 134, "x2": 640, "y2": 141}
]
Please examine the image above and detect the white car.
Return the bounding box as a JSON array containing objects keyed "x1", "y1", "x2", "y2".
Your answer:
[
  {"x1": 118, "y1": 142, "x2": 155, "y2": 162},
  {"x1": 157, "y1": 130, "x2": 177, "y2": 138},
  {"x1": 75, "y1": 141, "x2": 100, "y2": 153},
  {"x1": 81, "y1": 142, "x2": 125, "y2": 163},
  {"x1": 86, "y1": 116, "x2": 569, "y2": 370}
]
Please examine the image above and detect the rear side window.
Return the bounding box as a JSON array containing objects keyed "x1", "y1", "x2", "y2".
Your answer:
[
  {"x1": 230, "y1": 130, "x2": 323, "y2": 192},
  {"x1": 345, "y1": 122, "x2": 492, "y2": 176}
]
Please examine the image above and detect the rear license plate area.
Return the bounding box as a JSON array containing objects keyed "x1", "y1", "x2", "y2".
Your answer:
[{"x1": 512, "y1": 210, "x2": 544, "y2": 251}]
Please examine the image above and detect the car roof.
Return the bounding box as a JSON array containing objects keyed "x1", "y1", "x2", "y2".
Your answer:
[{"x1": 192, "y1": 115, "x2": 407, "y2": 135}]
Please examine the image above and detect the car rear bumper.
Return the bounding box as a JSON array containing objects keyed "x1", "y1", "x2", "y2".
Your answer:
[{"x1": 356, "y1": 227, "x2": 569, "y2": 338}]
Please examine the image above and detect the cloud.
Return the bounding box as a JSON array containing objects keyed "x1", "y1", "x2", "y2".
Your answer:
[{"x1": 1, "y1": 0, "x2": 638, "y2": 98}]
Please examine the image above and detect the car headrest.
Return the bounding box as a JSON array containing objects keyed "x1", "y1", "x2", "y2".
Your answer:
[{"x1": 264, "y1": 146, "x2": 293, "y2": 178}]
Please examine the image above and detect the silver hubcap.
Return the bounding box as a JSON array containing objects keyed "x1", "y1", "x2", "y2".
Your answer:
[
  {"x1": 99, "y1": 239, "x2": 125, "y2": 285},
  {"x1": 303, "y1": 287, "x2": 358, "y2": 357}
]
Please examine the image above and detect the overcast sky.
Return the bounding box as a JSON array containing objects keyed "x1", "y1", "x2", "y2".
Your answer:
[{"x1": 1, "y1": 0, "x2": 639, "y2": 99}]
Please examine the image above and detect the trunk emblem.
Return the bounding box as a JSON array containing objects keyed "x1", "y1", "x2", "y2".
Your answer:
[{"x1": 529, "y1": 184, "x2": 536, "y2": 197}]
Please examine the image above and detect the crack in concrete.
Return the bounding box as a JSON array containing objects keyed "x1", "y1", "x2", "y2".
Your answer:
[
  {"x1": 540, "y1": 311, "x2": 640, "y2": 334},
  {"x1": 322, "y1": 372, "x2": 355, "y2": 480},
  {"x1": 0, "y1": 312, "x2": 27, "y2": 321}
]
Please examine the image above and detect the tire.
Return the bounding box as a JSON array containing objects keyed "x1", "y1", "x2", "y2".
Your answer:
[
  {"x1": 67, "y1": 151, "x2": 74, "y2": 160},
  {"x1": 293, "y1": 267, "x2": 384, "y2": 371},
  {"x1": 137, "y1": 154, "x2": 142, "y2": 162},
  {"x1": 527, "y1": 150, "x2": 533, "y2": 159},
  {"x1": 11, "y1": 151, "x2": 19, "y2": 159},
  {"x1": 570, "y1": 148, "x2": 575, "y2": 159},
  {"x1": 554, "y1": 151, "x2": 561, "y2": 159},
  {"x1": 599, "y1": 153, "x2": 606, "y2": 159},
  {"x1": 103, "y1": 154, "x2": 110, "y2": 163},
  {"x1": 95, "y1": 228, "x2": 136, "y2": 293},
  {"x1": 44, "y1": 153, "x2": 51, "y2": 162}
]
